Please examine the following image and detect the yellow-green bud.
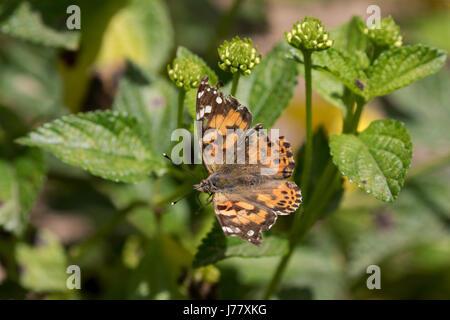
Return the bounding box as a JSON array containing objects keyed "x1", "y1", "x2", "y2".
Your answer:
[
  {"x1": 285, "y1": 17, "x2": 333, "y2": 52},
  {"x1": 364, "y1": 16, "x2": 402, "y2": 48},
  {"x1": 218, "y1": 36, "x2": 261, "y2": 76},
  {"x1": 167, "y1": 58, "x2": 203, "y2": 91}
]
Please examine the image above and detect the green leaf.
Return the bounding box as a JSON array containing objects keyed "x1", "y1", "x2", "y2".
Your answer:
[
  {"x1": 15, "y1": 229, "x2": 68, "y2": 292},
  {"x1": 193, "y1": 221, "x2": 289, "y2": 268},
  {"x1": 175, "y1": 46, "x2": 218, "y2": 119},
  {"x1": 0, "y1": 1, "x2": 79, "y2": 49},
  {"x1": 367, "y1": 44, "x2": 447, "y2": 98},
  {"x1": 330, "y1": 15, "x2": 368, "y2": 54},
  {"x1": 235, "y1": 42, "x2": 298, "y2": 127},
  {"x1": 0, "y1": 149, "x2": 45, "y2": 235},
  {"x1": 114, "y1": 61, "x2": 178, "y2": 155},
  {"x1": 0, "y1": 39, "x2": 68, "y2": 123},
  {"x1": 94, "y1": 0, "x2": 174, "y2": 73},
  {"x1": 330, "y1": 119, "x2": 412, "y2": 202},
  {"x1": 313, "y1": 48, "x2": 368, "y2": 99},
  {"x1": 17, "y1": 110, "x2": 164, "y2": 182}
]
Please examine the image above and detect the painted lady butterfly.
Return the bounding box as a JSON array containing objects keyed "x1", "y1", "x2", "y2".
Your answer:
[{"x1": 194, "y1": 76, "x2": 302, "y2": 246}]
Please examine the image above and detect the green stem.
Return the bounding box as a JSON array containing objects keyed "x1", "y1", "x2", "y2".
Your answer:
[
  {"x1": 350, "y1": 97, "x2": 365, "y2": 133},
  {"x1": 177, "y1": 89, "x2": 186, "y2": 129},
  {"x1": 262, "y1": 245, "x2": 294, "y2": 299},
  {"x1": 342, "y1": 88, "x2": 355, "y2": 133},
  {"x1": 263, "y1": 88, "x2": 365, "y2": 299},
  {"x1": 230, "y1": 72, "x2": 240, "y2": 96},
  {"x1": 300, "y1": 50, "x2": 313, "y2": 200},
  {"x1": 263, "y1": 50, "x2": 314, "y2": 299},
  {"x1": 292, "y1": 161, "x2": 339, "y2": 244}
]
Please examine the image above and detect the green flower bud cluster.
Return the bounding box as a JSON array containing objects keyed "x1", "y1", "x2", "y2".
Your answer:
[
  {"x1": 285, "y1": 17, "x2": 333, "y2": 52},
  {"x1": 364, "y1": 16, "x2": 402, "y2": 48},
  {"x1": 167, "y1": 58, "x2": 203, "y2": 91},
  {"x1": 218, "y1": 36, "x2": 261, "y2": 75}
]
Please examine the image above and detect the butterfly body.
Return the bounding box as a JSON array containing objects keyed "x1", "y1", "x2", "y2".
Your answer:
[{"x1": 196, "y1": 76, "x2": 302, "y2": 245}]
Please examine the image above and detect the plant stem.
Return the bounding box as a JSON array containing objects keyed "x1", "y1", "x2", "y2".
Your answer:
[
  {"x1": 263, "y1": 88, "x2": 366, "y2": 299},
  {"x1": 342, "y1": 88, "x2": 355, "y2": 133},
  {"x1": 300, "y1": 50, "x2": 313, "y2": 200},
  {"x1": 177, "y1": 89, "x2": 186, "y2": 129},
  {"x1": 263, "y1": 50, "x2": 314, "y2": 299},
  {"x1": 350, "y1": 97, "x2": 365, "y2": 133},
  {"x1": 262, "y1": 244, "x2": 294, "y2": 299},
  {"x1": 230, "y1": 72, "x2": 240, "y2": 96}
]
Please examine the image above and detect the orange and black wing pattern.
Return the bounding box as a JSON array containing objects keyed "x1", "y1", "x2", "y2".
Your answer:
[
  {"x1": 214, "y1": 181, "x2": 301, "y2": 245},
  {"x1": 196, "y1": 76, "x2": 252, "y2": 173}
]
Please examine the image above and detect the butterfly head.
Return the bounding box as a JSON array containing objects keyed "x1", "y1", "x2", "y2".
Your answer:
[{"x1": 194, "y1": 178, "x2": 217, "y2": 193}]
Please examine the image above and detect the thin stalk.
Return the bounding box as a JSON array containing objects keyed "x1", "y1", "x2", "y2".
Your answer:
[
  {"x1": 342, "y1": 88, "x2": 355, "y2": 133},
  {"x1": 230, "y1": 72, "x2": 241, "y2": 96},
  {"x1": 350, "y1": 97, "x2": 365, "y2": 133},
  {"x1": 263, "y1": 50, "x2": 313, "y2": 299},
  {"x1": 177, "y1": 89, "x2": 186, "y2": 129},
  {"x1": 300, "y1": 50, "x2": 313, "y2": 200},
  {"x1": 262, "y1": 244, "x2": 294, "y2": 299},
  {"x1": 292, "y1": 161, "x2": 338, "y2": 244},
  {"x1": 263, "y1": 89, "x2": 366, "y2": 299}
]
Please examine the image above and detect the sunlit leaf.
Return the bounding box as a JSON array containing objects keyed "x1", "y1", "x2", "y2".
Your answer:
[
  {"x1": 313, "y1": 48, "x2": 368, "y2": 99},
  {"x1": 17, "y1": 110, "x2": 164, "y2": 182},
  {"x1": 15, "y1": 229, "x2": 68, "y2": 292},
  {"x1": 0, "y1": 1, "x2": 79, "y2": 49},
  {"x1": 95, "y1": 0, "x2": 174, "y2": 73},
  {"x1": 330, "y1": 119, "x2": 412, "y2": 202},
  {"x1": 0, "y1": 149, "x2": 45, "y2": 235},
  {"x1": 367, "y1": 44, "x2": 447, "y2": 98}
]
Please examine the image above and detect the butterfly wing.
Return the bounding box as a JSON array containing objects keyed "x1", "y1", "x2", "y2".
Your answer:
[
  {"x1": 243, "y1": 126, "x2": 296, "y2": 179},
  {"x1": 196, "y1": 76, "x2": 252, "y2": 173},
  {"x1": 214, "y1": 181, "x2": 301, "y2": 245}
]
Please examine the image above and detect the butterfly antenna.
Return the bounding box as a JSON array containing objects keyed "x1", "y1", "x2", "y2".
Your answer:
[{"x1": 171, "y1": 189, "x2": 195, "y2": 206}]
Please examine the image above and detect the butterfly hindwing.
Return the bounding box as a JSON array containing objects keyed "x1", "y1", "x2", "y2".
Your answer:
[
  {"x1": 213, "y1": 193, "x2": 277, "y2": 246},
  {"x1": 213, "y1": 181, "x2": 301, "y2": 246}
]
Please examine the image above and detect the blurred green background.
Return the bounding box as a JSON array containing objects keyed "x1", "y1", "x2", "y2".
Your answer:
[{"x1": 0, "y1": 0, "x2": 449, "y2": 299}]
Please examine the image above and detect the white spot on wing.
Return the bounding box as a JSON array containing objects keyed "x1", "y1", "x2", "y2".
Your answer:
[
  {"x1": 198, "y1": 91, "x2": 204, "y2": 98},
  {"x1": 216, "y1": 97, "x2": 223, "y2": 104},
  {"x1": 205, "y1": 105, "x2": 212, "y2": 113}
]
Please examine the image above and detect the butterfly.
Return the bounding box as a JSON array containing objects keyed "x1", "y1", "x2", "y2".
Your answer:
[{"x1": 194, "y1": 76, "x2": 302, "y2": 246}]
